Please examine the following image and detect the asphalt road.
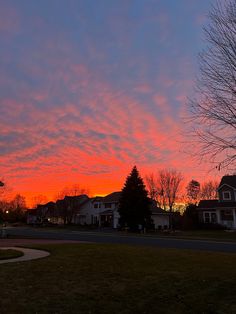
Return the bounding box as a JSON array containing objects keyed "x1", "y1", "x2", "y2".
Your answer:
[{"x1": 4, "y1": 227, "x2": 236, "y2": 253}]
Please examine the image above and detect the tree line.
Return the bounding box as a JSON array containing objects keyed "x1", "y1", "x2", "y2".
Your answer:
[{"x1": 118, "y1": 166, "x2": 219, "y2": 231}]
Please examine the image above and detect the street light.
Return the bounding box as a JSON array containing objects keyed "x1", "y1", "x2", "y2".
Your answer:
[{"x1": 0, "y1": 181, "x2": 6, "y2": 238}]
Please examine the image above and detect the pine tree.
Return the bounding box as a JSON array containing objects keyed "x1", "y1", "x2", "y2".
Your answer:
[{"x1": 118, "y1": 166, "x2": 151, "y2": 231}]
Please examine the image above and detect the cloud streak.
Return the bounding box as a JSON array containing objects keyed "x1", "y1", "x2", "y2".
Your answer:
[{"x1": 0, "y1": 0, "x2": 219, "y2": 202}]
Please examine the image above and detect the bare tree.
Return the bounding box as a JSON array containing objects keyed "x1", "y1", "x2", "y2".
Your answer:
[
  {"x1": 200, "y1": 180, "x2": 219, "y2": 200},
  {"x1": 31, "y1": 194, "x2": 48, "y2": 208},
  {"x1": 145, "y1": 173, "x2": 159, "y2": 201},
  {"x1": 189, "y1": 1, "x2": 236, "y2": 170},
  {"x1": 55, "y1": 184, "x2": 89, "y2": 200},
  {"x1": 157, "y1": 169, "x2": 183, "y2": 212}
]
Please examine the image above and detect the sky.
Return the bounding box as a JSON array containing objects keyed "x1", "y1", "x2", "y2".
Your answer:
[{"x1": 0, "y1": 0, "x2": 221, "y2": 205}]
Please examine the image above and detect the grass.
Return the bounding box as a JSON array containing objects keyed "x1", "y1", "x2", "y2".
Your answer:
[
  {"x1": 0, "y1": 243, "x2": 236, "y2": 314},
  {"x1": 0, "y1": 249, "x2": 23, "y2": 260},
  {"x1": 158, "y1": 229, "x2": 236, "y2": 241}
]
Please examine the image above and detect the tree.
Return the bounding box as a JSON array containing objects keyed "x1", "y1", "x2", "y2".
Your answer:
[
  {"x1": 157, "y1": 169, "x2": 183, "y2": 213},
  {"x1": 31, "y1": 194, "x2": 48, "y2": 209},
  {"x1": 190, "y1": 1, "x2": 236, "y2": 170},
  {"x1": 183, "y1": 204, "x2": 199, "y2": 229},
  {"x1": 118, "y1": 166, "x2": 151, "y2": 231},
  {"x1": 145, "y1": 173, "x2": 159, "y2": 202},
  {"x1": 200, "y1": 180, "x2": 219, "y2": 200},
  {"x1": 186, "y1": 180, "x2": 200, "y2": 203},
  {"x1": 8, "y1": 194, "x2": 27, "y2": 222},
  {"x1": 55, "y1": 184, "x2": 89, "y2": 200}
]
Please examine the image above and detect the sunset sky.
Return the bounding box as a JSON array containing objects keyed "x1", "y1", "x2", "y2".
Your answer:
[{"x1": 0, "y1": 0, "x2": 221, "y2": 204}]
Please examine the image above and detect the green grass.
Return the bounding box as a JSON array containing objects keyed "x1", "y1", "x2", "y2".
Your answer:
[
  {"x1": 0, "y1": 243, "x2": 236, "y2": 314},
  {"x1": 0, "y1": 249, "x2": 23, "y2": 260}
]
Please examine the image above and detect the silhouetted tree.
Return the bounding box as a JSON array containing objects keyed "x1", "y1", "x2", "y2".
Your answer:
[
  {"x1": 0, "y1": 194, "x2": 28, "y2": 223},
  {"x1": 186, "y1": 180, "x2": 200, "y2": 203},
  {"x1": 190, "y1": 1, "x2": 236, "y2": 170},
  {"x1": 55, "y1": 184, "x2": 89, "y2": 200},
  {"x1": 157, "y1": 169, "x2": 183, "y2": 229},
  {"x1": 157, "y1": 169, "x2": 183, "y2": 212},
  {"x1": 31, "y1": 194, "x2": 48, "y2": 209},
  {"x1": 118, "y1": 166, "x2": 151, "y2": 231},
  {"x1": 200, "y1": 180, "x2": 219, "y2": 200},
  {"x1": 183, "y1": 204, "x2": 199, "y2": 229}
]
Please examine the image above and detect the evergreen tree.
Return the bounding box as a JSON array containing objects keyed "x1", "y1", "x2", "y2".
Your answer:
[{"x1": 118, "y1": 166, "x2": 151, "y2": 231}]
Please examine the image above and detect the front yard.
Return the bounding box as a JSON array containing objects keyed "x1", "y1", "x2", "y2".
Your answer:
[
  {"x1": 0, "y1": 249, "x2": 23, "y2": 260},
  {"x1": 0, "y1": 243, "x2": 236, "y2": 313}
]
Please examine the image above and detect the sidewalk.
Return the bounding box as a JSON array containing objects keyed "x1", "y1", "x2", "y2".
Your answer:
[{"x1": 0, "y1": 247, "x2": 50, "y2": 264}]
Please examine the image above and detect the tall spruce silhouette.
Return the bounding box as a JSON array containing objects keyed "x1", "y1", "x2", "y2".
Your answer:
[{"x1": 118, "y1": 166, "x2": 151, "y2": 230}]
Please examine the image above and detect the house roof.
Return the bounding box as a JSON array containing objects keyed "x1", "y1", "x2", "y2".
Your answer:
[
  {"x1": 151, "y1": 207, "x2": 169, "y2": 215},
  {"x1": 91, "y1": 196, "x2": 104, "y2": 203},
  {"x1": 103, "y1": 192, "x2": 121, "y2": 203},
  {"x1": 198, "y1": 199, "x2": 236, "y2": 209},
  {"x1": 219, "y1": 175, "x2": 236, "y2": 189},
  {"x1": 64, "y1": 194, "x2": 89, "y2": 202}
]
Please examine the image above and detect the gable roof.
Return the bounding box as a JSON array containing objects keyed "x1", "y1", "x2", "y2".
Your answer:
[
  {"x1": 151, "y1": 207, "x2": 169, "y2": 215},
  {"x1": 198, "y1": 200, "x2": 219, "y2": 209},
  {"x1": 198, "y1": 199, "x2": 236, "y2": 209},
  {"x1": 219, "y1": 175, "x2": 236, "y2": 189},
  {"x1": 91, "y1": 196, "x2": 104, "y2": 203},
  {"x1": 103, "y1": 192, "x2": 121, "y2": 203}
]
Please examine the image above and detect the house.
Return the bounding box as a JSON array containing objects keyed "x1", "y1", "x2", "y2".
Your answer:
[
  {"x1": 99, "y1": 192, "x2": 121, "y2": 228},
  {"x1": 198, "y1": 175, "x2": 236, "y2": 229},
  {"x1": 27, "y1": 202, "x2": 57, "y2": 225},
  {"x1": 151, "y1": 205, "x2": 170, "y2": 230},
  {"x1": 95, "y1": 192, "x2": 170, "y2": 229},
  {"x1": 27, "y1": 191, "x2": 171, "y2": 229},
  {"x1": 74, "y1": 196, "x2": 104, "y2": 225}
]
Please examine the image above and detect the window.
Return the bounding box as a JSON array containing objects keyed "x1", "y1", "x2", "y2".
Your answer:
[
  {"x1": 223, "y1": 191, "x2": 231, "y2": 200},
  {"x1": 220, "y1": 210, "x2": 233, "y2": 221},
  {"x1": 211, "y1": 213, "x2": 217, "y2": 223},
  {"x1": 204, "y1": 212, "x2": 210, "y2": 223},
  {"x1": 94, "y1": 203, "x2": 98, "y2": 208},
  {"x1": 105, "y1": 203, "x2": 112, "y2": 208},
  {"x1": 204, "y1": 212, "x2": 217, "y2": 224}
]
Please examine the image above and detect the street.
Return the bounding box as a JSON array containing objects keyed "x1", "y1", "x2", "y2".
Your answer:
[{"x1": 4, "y1": 226, "x2": 236, "y2": 253}]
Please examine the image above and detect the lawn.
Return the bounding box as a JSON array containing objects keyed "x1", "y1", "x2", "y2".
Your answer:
[
  {"x1": 0, "y1": 249, "x2": 23, "y2": 260},
  {"x1": 0, "y1": 243, "x2": 236, "y2": 314},
  {"x1": 154, "y1": 229, "x2": 236, "y2": 241}
]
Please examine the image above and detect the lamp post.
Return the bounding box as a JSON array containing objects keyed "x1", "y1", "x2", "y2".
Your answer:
[{"x1": 0, "y1": 181, "x2": 6, "y2": 238}]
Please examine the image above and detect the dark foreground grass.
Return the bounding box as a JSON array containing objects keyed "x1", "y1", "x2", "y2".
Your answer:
[
  {"x1": 0, "y1": 249, "x2": 23, "y2": 260},
  {"x1": 0, "y1": 243, "x2": 236, "y2": 314}
]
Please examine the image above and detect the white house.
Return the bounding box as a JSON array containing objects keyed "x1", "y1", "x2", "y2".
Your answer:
[
  {"x1": 198, "y1": 175, "x2": 236, "y2": 229},
  {"x1": 74, "y1": 191, "x2": 170, "y2": 229}
]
